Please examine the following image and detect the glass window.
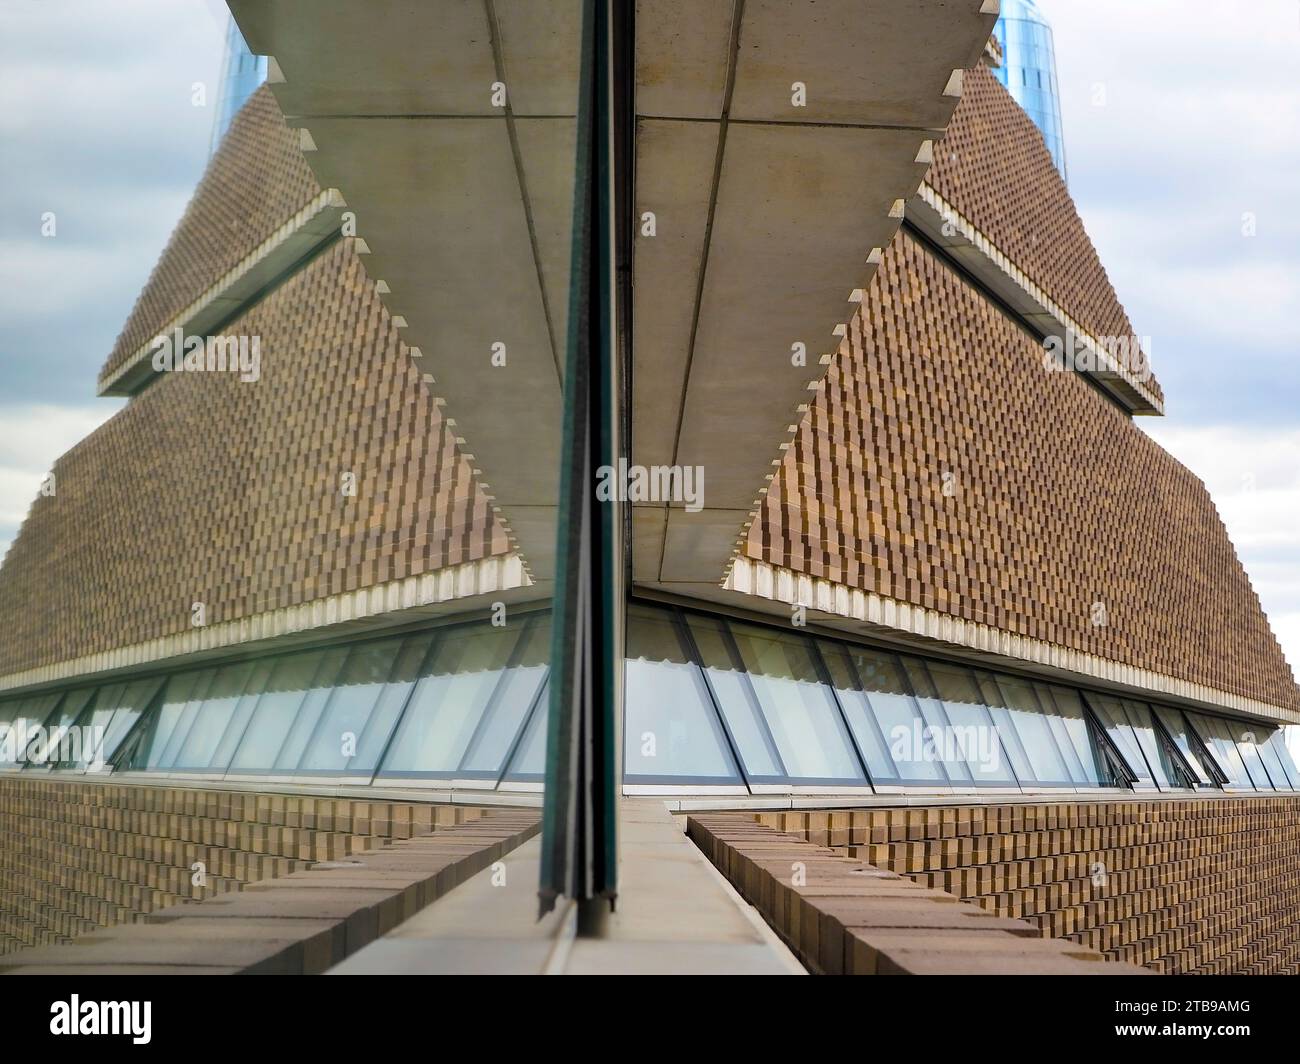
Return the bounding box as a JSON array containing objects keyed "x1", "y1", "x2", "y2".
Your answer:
[
  {"x1": 622, "y1": 606, "x2": 740, "y2": 785},
  {"x1": 294, "y1": 635, "x2": 412, "y2": 775},
  {"x1": 1253, "y1": 728, "x2": 1295, "y2": 790},
  {"x1": 459, "y1": 615, "x2": 552, "y2": 777},
  {"x1": 82, "y1": 677, "x2": 165, "y2": 771},
  {"x1": 1086, "y1": 694, "x2": 1156, "y2": 788},
  {"x1": 976, "y1": 672, "x2": 1074, "y2": 786},
  {"x1": 1040, "y1": 685, "x2": 1115, "y2": 786},
  {"x1": 1119, "y1": 699, "x2": 1194, "y2": 790},
  {"x1": 1225, "y1": 722, "x2": 1278, "y2": 790},
  {"x1": 227, "y1": 648, "x2": 346, "y2": 774},
  {"x1": 703, "y1": 619, "x2": 864, "y2": 785},
  {"x1": 502, "y1": 680, "x2": 549, "y2": 783},
  {"x1": 818, "y1": 642, "x2": 931, "y2": 785},
  {"x1": 378, "y1": 621, "x2": 534, "y2": 778},
  {"x1": 1264, "y1": 730, "x2": 1300, "y2": 789},
  {"x1": 152, "y1": 669, "x2": 219, "y2": 769},
  {"x1": 905, "y1": 658, "x2": 1016, "y2": 785},
  {"x1": 1186, "y1": 712, "x2": 1254, "y2": 788},
  {"x1": 1151, "y1": 705, "x2": 1219, "y2": 786},
  {"x1": 206, "y1": 661, "x2": 276, "y2": 772},
  {"x1": 685, "y1": 614, "x2": 783, "y2": 778},
  {"x1": 169, "y1": 662, "x2": 258, "y2": 771},
  {"x1": 0, "y1": 693, "x2": 63, "y2": 770},
  {"x1": 126, "y1": 670, "x2": 211, "y2": 770},
  {"x1": 35, "y1": 688, "x2": 96, "y2": 769}
]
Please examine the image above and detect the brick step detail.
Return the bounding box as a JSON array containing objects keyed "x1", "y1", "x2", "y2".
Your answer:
[
  {"x1": 686, "y1": 814, "x2": 1149, "y2": 975},
  {"x1": 757, "y1": 798, "x2": 1300, "y2": 976},
  {"x1": 0, "y1": 811, "x2": 541, "y2": 975},
  {"x1": 0, "y1": 777, "x2": 495, "y2": 957}
]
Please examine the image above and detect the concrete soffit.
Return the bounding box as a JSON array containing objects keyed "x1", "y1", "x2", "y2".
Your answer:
[{"x1": 631, "y1": 0, "x2": 1002, "y2": 592}]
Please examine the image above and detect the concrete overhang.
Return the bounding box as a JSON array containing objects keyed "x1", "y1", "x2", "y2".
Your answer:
[
  {"x1": 228, "y1": 0, "x2": 583, "y2": 588},
  {"x1": 226, "y1": 1, "x2": 999, "y2": 594},
  {"x1": 631, "y1": 0, "x2": 1001, "y2": 591},
  {"x1": 908, "y1": 183, "x2": 1164, "y2": 415},
  {"x1": 99, "y1": 190, "x2": 347, "y2": 396}
]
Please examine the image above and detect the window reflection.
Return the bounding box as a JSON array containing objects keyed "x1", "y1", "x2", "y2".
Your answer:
[{"x1": 623, "y1": 606, "x2": 741, "y2": 785}]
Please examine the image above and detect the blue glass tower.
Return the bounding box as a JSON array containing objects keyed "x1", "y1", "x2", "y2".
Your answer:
[
  {"x1": 992, "y1": 0, "x2": 1067, "y2": 183},
  {"x1": 209, "y1": 17, "x2": 267, "y2": 155}
]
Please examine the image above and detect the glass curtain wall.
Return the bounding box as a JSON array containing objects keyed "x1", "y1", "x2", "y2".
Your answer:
[{"x1": 3, "y1": 602, "x2": 1298, "y2": 796}]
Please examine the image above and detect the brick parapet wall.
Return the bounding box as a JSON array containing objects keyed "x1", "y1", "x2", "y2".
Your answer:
[
  {"x1": 754, "y1": 797, "x2": 1300, "y2": 974},
  {"x1": 0, "y1": 776, "x2": 516, "y2": 958}
]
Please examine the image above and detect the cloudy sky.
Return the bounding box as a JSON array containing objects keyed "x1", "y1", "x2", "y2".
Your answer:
[
  {"x1": 1036, "y1": 0, "x2": 1300, "y2": 675},
  {"x1": 0, "y1": 1, "x2": 1296, "y2": 678}
]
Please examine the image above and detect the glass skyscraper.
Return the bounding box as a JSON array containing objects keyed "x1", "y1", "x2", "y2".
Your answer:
[
  {"x1": 209, "y1": 17, "x2": 267, "y2": 155},
  {"x1": 992, "y1": 0, "x2": 1067, "y2": 182}
]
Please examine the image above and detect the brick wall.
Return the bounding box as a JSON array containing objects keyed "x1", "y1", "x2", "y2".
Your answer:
[
  {"x1": 0, "y1": 776, "x2": 496, "y2": 957},
  {"x1": 747, "y1": 226, "x2": 1299, "y2": 714},
  {"x1": 756, "y1": 798, "x2": 1300, "y2": 974}
]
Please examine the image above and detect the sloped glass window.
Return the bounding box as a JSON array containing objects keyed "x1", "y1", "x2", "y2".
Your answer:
[
  {"x1": 302, "y1": 629, "x2": 431, "y2": 770},
  {"x1": 1186, "y1": 712, "x2": 1254, "y2": 788},
  {"x1": 458, "y1": 615, "x2": 551, "y2": 778},
  {"x1": 154, "y1": 669, "x2": 223, "y2": 769},
  {"x1": 126, "y1": 670, "x2": 213, "y2": 771},
  {"x1": 295, "y1": 635, "x2": 418, "y2": 776},
  {"x1": 1118, "y1": 699, "x2": 1196, "y2": 790},
  {"x1": 169, "y1": 662, "x2": 258, "y2": 771},
  {"x1": 1151, "y1": 705, "x2": 1220, "y2": 786},
  {"x1": 623, "y1": 605, "x2": 740, "y2": 785},
  {"x1": 1039, "y1": 685, "x2": 1117, "y2": 786},
  {"x1": 206, "y1": 661, "x2": 276, "y2": 772},
  {"x1": 1252, "y1": 727, "x2": 1294, "y2": 790},
  {"x1": 906, "y1": 658, "x2": 1016, "y2": 785},
  {"x1": 1229, "y1": 724, "x2": 1278, "y2": 790},
  {"x1": 975, "y1": 672, "x2": 1074, "y2": 787},
  {"x1": 684, "y1": 614, "x2": 783, "y2": 779},
  {"x1": 1262, "y1": 730, "x2": 1299, "y2": 789},
  {"x1": 226, "y1": 648, "x2": 346, "y2": 774},
  {"x1": 700, "y1": 619, "x2": 864, "y2": 785},
  {"x1": 502, "y1": 680, "x2": 549, "y2": 783},
  {"x1": 818, "y1": 642, "x2": 941, "y2": 785},
  {"x1": 75, "y1": 677, "x2": 165, "y2": 772},
  {"x1": 32, "y1": 688, "x2": 96, "y2": 770},
  {"x1": 0, "y1": 692, "x2": 63, "y2": 770},
  {"x1": 379, "y1": 620, "x2": 538, "y2": 778},
  {"x1": 1086, "y1": 694, "x2": 1156, "y2": 788}
]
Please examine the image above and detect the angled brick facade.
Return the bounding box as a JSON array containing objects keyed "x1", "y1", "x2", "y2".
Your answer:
[
  {"x1": 99, "y1": 86, "x2": 320, "y2": 388},
  {"x1": 743, "y1": 67, "x2": 1296, "y2": 716},
  {"x1": 926, "y1": 63, "x2": 1157, "y2": 403}
]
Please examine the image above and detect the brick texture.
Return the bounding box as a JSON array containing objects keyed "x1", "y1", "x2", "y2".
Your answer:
[
  {"x1": 926, "y1": 63, "x2": 1157, "y2": 403},
  {"x1": 99, "y1": 85, "x2": 320, "y2": 387},
  {"x1": 759, "y1": 799, "x2": 1300, "y2": 974},
  {"x1": 688, "y1": 813, "x2": 1147, "y2": 975},
  {"x1": 0, "y1": 775, "x2": 530, "y2": 961},
  {"x1": 0, "y1": 240, "x2": 510, "y2": 677},
  {"x1": 746, "y1": 228, "x2": 1299, "y2": 713}
]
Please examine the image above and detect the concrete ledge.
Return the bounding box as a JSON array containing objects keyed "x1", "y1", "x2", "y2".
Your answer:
[{"x1": 1, "y1": 810, "x2": 539, "y2": 974}]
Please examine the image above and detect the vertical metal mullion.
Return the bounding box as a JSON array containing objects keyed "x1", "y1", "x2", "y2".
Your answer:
[{"x1": 539, "y1": 0, "x2": 624, "y2": 925}]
